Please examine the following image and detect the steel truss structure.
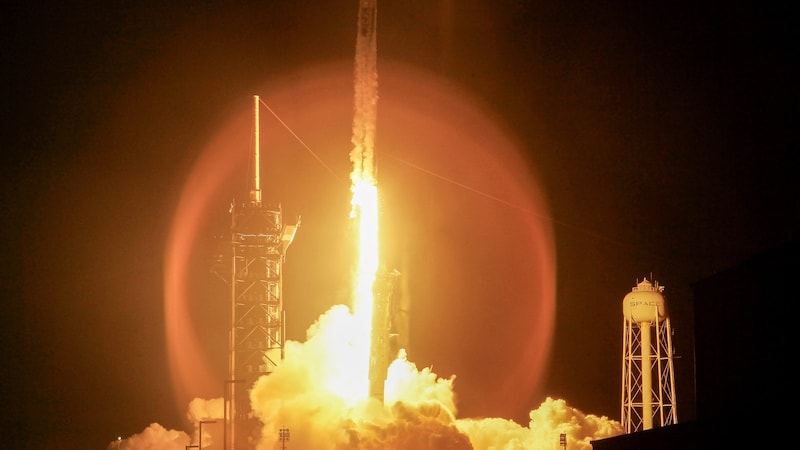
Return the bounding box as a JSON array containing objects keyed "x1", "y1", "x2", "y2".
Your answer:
[{"x1": 218, "y1": 95, "x2": 298, "y2": 450}]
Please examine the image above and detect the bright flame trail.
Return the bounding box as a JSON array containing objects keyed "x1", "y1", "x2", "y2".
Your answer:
[{"x1": 346, "y1": 0, "x2": 379, "y2": 402}]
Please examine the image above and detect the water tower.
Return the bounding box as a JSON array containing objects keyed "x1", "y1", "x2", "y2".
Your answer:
[{"x1": 620, "y1": 278, "x2": 678, "y2": 432}]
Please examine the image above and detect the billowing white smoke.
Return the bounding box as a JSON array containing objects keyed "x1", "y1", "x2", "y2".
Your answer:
[
  {"x1": 110, "y1": 305, "x2": 623, "y2": 450},
  {"x1": 457, "y1": 398, "x2": 625, "y2": 450}
]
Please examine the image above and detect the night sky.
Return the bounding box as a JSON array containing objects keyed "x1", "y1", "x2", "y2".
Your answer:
[{"x1": 2, "y1": 1, "x2": 796, "y2": 449}]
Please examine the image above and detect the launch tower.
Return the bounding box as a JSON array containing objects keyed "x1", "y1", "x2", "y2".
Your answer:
[
  {"x1": 222, "y1": 95, "x2": 299, "y2": 450},
  {"x1": 620, "y1": 278, "x2": 678, "y2": 433}
]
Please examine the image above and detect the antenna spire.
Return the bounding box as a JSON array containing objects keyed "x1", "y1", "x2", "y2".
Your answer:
[{"x1": 250, "y1": 94, "x2": 262, "y2": 205}]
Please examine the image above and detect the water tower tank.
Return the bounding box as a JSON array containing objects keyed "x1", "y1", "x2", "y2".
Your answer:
[{"x1": 622, "y1": 278, "x2": 667, "y2": 323}]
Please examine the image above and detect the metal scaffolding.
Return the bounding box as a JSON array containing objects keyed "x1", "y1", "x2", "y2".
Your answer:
[{"x1": 218, "y1": 95, "x2": 299, "y2": 450}]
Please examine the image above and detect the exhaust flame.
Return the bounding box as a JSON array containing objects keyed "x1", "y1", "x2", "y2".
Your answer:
[{"x1": 345, "y1": 177, "x2": 379, "y2": 402}]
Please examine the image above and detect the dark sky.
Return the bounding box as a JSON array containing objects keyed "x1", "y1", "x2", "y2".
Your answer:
[{"x1": 2, "y1": 1, "x2": 796, "y2": 449}]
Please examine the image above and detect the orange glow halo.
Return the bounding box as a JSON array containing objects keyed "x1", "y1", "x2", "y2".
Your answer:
[{"x1": 164, "y1": 61, "x2": 556, "y2": 422}]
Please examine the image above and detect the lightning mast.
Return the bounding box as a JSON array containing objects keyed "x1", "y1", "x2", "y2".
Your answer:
[
  {"x1": 223, "y1": 95, "x2": 299, "y2": 450},
  {"x1": 621, "y1": 278, "x2": 678, "y2": 433}
]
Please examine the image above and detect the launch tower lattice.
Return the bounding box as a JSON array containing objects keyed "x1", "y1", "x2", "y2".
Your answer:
[{"x1": 218, "y1": 95, "x2": 298, "y2": 450}]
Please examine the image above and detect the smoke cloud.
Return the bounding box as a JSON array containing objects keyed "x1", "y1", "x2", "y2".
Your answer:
[{"x1": 109, "y1": 305, "x2": 622, "y2": 450}]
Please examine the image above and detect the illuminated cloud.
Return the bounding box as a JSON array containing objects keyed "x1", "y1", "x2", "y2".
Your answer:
[{"x1": 111, "y1": 306, "x2": 622, "y2": 450}]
